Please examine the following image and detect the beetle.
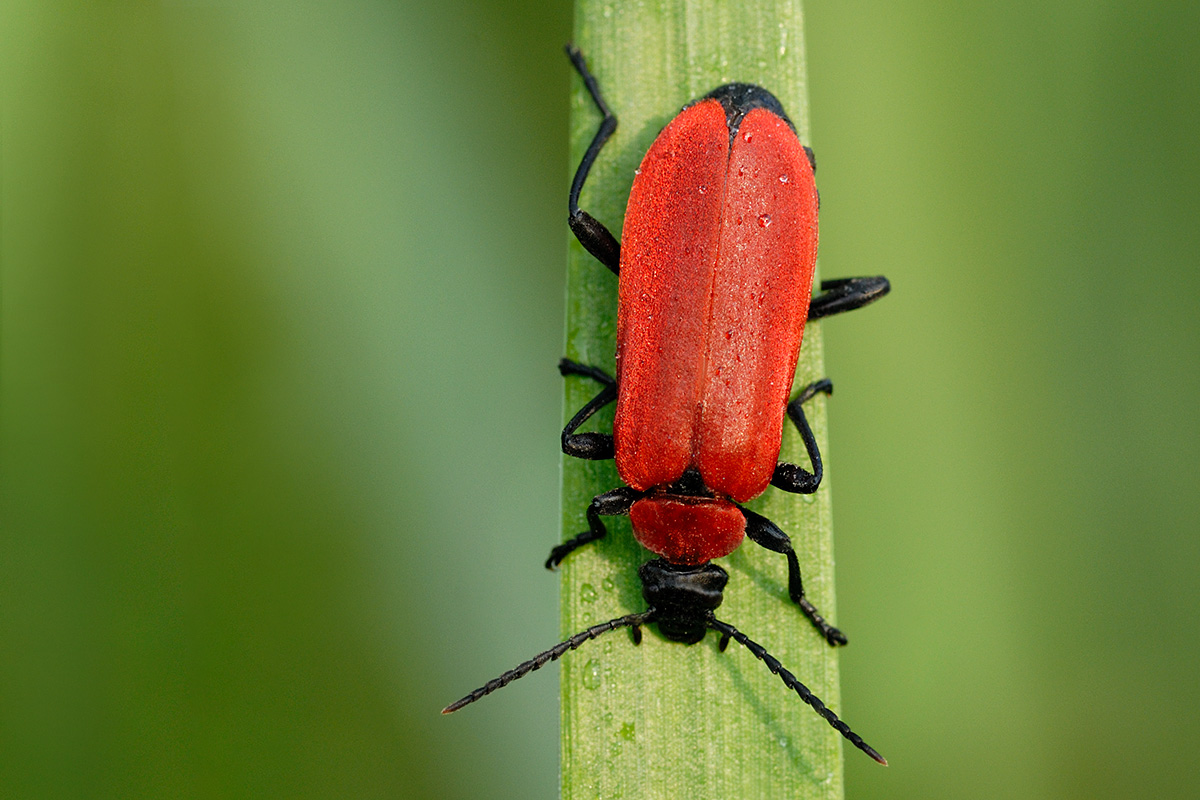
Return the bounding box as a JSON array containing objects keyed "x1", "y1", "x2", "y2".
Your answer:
[{"x1": 444, "y1": 46, "x2": 890, "y2": 765}]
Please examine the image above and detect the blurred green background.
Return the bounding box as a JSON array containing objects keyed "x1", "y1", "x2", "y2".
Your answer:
[{"x1": 2, "y1": 1, "x2": 1197, "y2": 799}]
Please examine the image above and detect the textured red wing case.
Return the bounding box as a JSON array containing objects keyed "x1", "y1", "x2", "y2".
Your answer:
[
  {"x1": 613, "y1": 101, "x2": 818, "y2": 502},
  {"x1": 613, "y1": 99, "x2": 729, "y2": 492},
  {"x1": 696, "y1": 108, "x2": 818, "y2": 501}
]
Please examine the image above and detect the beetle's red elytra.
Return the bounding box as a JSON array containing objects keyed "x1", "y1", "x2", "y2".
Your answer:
[
  {"x1": 616, "y1": 88, "x2": 820, "y2": 564},
  {"x1": 444, "y1": 45, "x2": 891, "y2": 766}
]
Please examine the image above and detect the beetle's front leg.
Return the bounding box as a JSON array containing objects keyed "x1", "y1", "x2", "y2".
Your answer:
[{"x1": 545, "y1": 486, "x2": 640, "y2": 569}]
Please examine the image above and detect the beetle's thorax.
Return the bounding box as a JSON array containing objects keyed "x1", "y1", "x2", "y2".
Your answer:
[{"x1": 629, "y1": 483, "x2": 746, "y2": 565}]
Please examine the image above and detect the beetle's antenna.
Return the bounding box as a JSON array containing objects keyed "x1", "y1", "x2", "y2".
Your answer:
[
  {"x1": 708, "y1": 616, "x2": 887, "y2": 765},
  {"x1": 443, "y1": 611, "x2": 654, "y2": 714}
]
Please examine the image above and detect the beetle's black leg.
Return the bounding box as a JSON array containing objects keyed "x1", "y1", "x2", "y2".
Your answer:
[
  {"x1": 770, "y1": 378, "x2": 832, "y2": 494},
  {"x1": 740, "y1": 506, "x2": 847, "y2": 646},
  {"x1": 561, "y1": 384, "x2": 617, "y2": 460},
  {"x1": 559, "y1": 357, "x2": 615, "y2": 387},
  {"x1": 558, "y1": 358, "x2": 616, "y2": 460},
  {"x1": 808, "y1": 277, "x2": 890, "y2": 321},
  {"x1": 565, "y1": 44, "x2": 621, "y2": 275},
  {"x1": 546, "y1": 486, "x2": 641, "y2": 569}
]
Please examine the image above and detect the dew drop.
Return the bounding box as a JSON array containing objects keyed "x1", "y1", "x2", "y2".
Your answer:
[
  {"x1": 580, "y1": 583, "x2": 597, "y2": 604},
  {"x1": 618, "y1": 722, "x2": 636, "y2": 741},
  {"x1": 737, "y1": 167, "x2": 745, "y2": 177},
  {"x1": 779, "y1": 174, "x2": 789, "y2": 184},
  {"x1": 582, "y1": 659, "x2": 602, "y2": 690},
  {"x1": 743, "y1": 131, "x2": 754, "y2": 142},
  {"x1": 758, "y1": 213, "x2": 772, "y2": 228},
  {"x1": 698, "y1": 184, "x2": 707, "y2": 194},
  {"x1": 634, "y1": 167, "x2": 641, "y2": 176},
  {"x1": 603, "y1": 712, "x2": 614, "y2": 724},
  {"x1": 601, "y1": 576, "x2": 615, "y2": 592}
]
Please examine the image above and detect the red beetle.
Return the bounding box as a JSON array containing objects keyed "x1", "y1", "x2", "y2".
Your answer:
[{"x1": 445, "y1": 46, "x2": 889, "y2": 765}]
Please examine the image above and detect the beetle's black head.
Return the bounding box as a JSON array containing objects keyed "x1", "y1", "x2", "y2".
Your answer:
[
  {"x1": 639, "y1": 558, "x2": 728, "y2": 644},
  {"x1": 446, "y1": 553, "x2": 887, "y2": 764}
]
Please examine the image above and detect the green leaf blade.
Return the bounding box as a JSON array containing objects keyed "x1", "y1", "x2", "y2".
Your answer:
[{"x1": 561, "y1": 2, "x2": 850, "y2": 797}]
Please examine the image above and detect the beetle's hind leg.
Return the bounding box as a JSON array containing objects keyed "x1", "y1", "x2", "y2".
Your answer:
[
  {"x1": 546, "y1": 486, "x2": 640, "y2": 569},
  {"x1": 740, "y1": 506, "x2": 848, "y2": 646},
  {"x1": 565, "y1": 45, "x2": 621, "y2": 275},
  {"x1": 559, "y1": 358, "x2": 614, "y2": 387}
]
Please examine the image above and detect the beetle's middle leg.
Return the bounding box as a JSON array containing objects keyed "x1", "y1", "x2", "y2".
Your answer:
[
  {"x1": 771, "y1": 378, "x2": 832, "y2": 494},
  {"x1": 807, "y1": 277, "x2": 890, "y2": 321},
  {"x1": 558, "y1": 358, "x2": 616, "y2": 460}
]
